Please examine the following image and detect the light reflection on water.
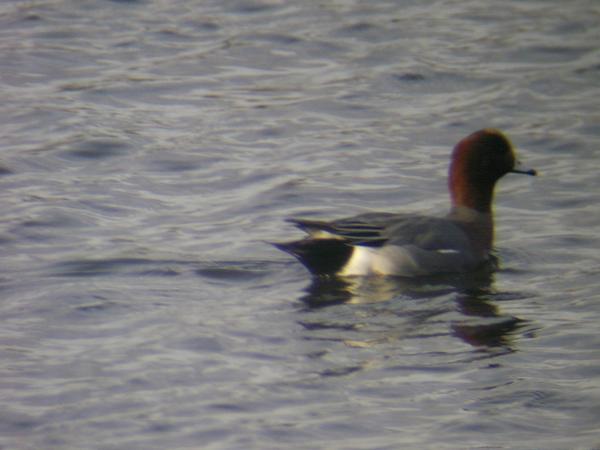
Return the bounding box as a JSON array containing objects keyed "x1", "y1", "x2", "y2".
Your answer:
[{"x1": 1, "y1": 0, "x2": 600, "y2": 449}]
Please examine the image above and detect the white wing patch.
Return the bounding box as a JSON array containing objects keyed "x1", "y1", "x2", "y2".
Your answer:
[{"x1": 307, "y1": 230, "x2": 345, "y2": 240}]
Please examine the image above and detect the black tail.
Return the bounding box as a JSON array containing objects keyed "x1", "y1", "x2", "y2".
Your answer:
[{"x1": 274, "y1": 239, "x2": 353, "y2": 276}]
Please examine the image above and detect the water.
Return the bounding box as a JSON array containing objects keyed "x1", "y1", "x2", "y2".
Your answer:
[{"x1": 1, "y1": 0, "x2": 600, "y2": 448}]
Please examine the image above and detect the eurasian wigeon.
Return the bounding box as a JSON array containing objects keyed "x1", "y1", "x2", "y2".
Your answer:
[{"x1": 276, "y1": 129, "x2": 536, "y2": 277}]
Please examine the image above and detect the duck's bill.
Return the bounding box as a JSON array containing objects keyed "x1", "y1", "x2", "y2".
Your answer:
[
  {"x1": 511, "y1": 168, "x2": 537, "y2": 176},
  {"x1": 511, "y1": 160, "x2": 537, "y2": 176}
]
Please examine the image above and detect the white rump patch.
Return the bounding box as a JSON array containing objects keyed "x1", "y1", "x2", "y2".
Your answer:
[{"x1": 338, "y1": 246, "x2": 376, "y2": 276}]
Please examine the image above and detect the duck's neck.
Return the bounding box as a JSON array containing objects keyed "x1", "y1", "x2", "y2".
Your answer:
[
  {"x1": 449, "y1": 175, "x2": 495, "y2": 213},
  {"x1": 447, "y1": 205, "x2": 494, "y2": 258}
]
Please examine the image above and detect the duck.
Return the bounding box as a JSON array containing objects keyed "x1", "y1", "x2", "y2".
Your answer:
[{"x1": 275, "y1": 129, "x2": 536, "y2": 277}]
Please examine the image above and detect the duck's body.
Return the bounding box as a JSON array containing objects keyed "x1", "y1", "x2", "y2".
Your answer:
[
  {"x1": 280, "y1": 207, "x2": 490, "y2": 277},
  {"x1": 276, "y1": 129, "x2": 536, "y2": 277}
]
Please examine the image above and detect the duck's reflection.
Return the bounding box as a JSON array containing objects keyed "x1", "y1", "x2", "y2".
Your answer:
[
  {"x1": 297, "y1": 267, "x2": 527, "y2": 350},
  {"x1": 451, "y1": 289, "x2": 526, "y2": 348}
]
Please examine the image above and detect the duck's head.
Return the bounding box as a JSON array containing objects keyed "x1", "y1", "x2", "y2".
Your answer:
[{"x1": 448, "y1": 129, "x2": 536, "y2": 212}]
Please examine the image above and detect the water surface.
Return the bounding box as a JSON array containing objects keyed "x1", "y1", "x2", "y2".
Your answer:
[{"x1": 1, "y1": 0, "x2": 600, "y2": 449}]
